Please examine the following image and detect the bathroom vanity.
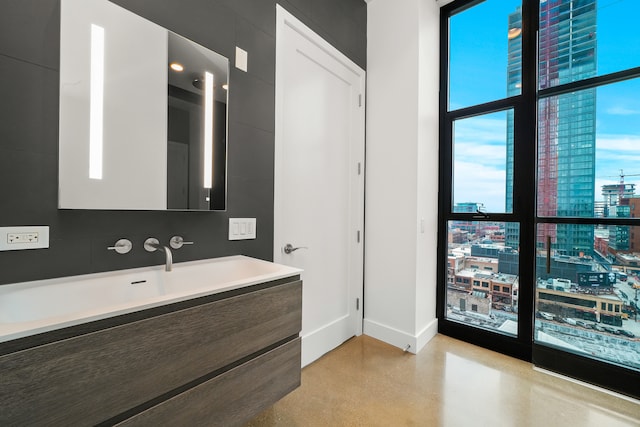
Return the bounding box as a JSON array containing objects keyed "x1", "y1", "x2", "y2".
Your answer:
[{"x1": 0, "y1": 257, "x2": 302, "y2": 426}]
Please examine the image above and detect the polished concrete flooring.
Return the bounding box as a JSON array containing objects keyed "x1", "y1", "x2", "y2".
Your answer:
[{"x1": 246, "y1": 334, "x2": 639, "y2": 427}]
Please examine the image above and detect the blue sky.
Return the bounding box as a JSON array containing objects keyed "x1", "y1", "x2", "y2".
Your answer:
[{"x1": 450, "y1": 0, "x2": 640, "y2": 212}]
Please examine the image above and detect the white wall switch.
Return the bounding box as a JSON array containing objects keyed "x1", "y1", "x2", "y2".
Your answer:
[
  {"x1": 235, "y1": 46, "x2": 248, "y2": 72},
  {"x1": 0, "y1": 226, "x2": 50, "y2": 251},
  {"x1": 229, "y1": 218, "x2": 256, "y2": 240}
]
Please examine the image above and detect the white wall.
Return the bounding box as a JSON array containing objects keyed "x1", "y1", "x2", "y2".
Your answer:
[
  {"x1": 416, "y1": 0, "x2": 441, "y2": 349},
  {"x1": 364, "y1": 0, "x2": 440, "y2": 353}
]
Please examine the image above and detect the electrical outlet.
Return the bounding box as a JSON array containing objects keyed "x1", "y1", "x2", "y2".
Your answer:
[
  {"x1": 8, "y1": 232, "x2": 39, "y2": 244},
  {"x1": 0, "y1": 226, "x2": 49, "y2": 251}
]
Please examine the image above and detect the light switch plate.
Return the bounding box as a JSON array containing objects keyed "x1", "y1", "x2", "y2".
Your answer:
[
  {"x1": 229, "y1": 218, "x2": 256, "y2": 240},
  {"x1": 0, "y1": 226, "x2": 50, "y2": 251},
  {"x1": 235, "y1": 46, "x2": 248, "y2": 72}
]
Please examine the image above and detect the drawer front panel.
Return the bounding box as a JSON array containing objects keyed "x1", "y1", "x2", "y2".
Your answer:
[
  {"x1": 118, "y1": 338, "x2": 301, "y2": 427},
  {"x1": 0, "y1": 280, "x2": 302, "y2": 426}
]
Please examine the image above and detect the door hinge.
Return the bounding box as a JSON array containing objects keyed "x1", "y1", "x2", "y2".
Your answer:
[
  {"x1": 356, "y1": 298, "x2": 360, "y2": 311},
  {"x1": 357, "y1": 230, "x2": 361, "y2": 243},
  {"x1": 358, "y1": 94, "x2": 362, "y2": 107},
  {"x1": 357, "y1": 162, "x2": 362, "y2": 175}
]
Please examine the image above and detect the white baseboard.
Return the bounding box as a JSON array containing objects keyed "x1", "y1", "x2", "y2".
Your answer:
[
  {"x1": 301, "y1": 315, "x2": 353, "y2": 367},
  {"x1": 415, "y1": 318, "x2": 439, "y2": 353},
  {"x1": 363, "y1": 317, "x2": 438, "y2": 354}
]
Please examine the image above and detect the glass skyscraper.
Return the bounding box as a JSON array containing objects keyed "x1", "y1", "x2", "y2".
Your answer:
[
  {"x1": 505, "y1": 7, "x2": 522, "y2": 251},
  {"x1": 506, "y1": 0, "x2": 597, "y2": 256}
]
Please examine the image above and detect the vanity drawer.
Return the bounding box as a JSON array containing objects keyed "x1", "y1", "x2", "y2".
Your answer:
[
  {"x1": 0, "y1": 280, "x2": 301, "y2": 426},
  {"x1": 118, "y1": 338, "x2": 301, "y2": 427}
]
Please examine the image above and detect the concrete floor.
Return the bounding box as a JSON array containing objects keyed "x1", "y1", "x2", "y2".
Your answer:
[{"x1": 246, "y1": 334, "x2": 639, "y2": 427}]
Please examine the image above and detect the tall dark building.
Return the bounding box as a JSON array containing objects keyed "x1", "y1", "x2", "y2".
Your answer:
[
  {"x1": 505, "y1": 6, "x2": 522, "y2": 251},
  {"x1": 506, "y1": 0, "x2": 597, "y2": 256}
]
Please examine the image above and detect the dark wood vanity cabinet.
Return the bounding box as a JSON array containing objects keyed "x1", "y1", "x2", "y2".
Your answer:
[{"x1": 0, "y1": 278, "x2": 302, "y2": 426}]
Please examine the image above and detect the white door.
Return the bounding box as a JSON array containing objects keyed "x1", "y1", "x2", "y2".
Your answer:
[{"x1": 275, "y1": 6, "x2": 365, "y2": 367}]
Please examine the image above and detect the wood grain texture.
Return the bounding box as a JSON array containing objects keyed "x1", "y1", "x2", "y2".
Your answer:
[
  {"x1": 0, "y1": 280, "x2": 301, "y2": 426},
  {"x1": 117, "y1": 338, "x2": 301, "y2": 427},
  {"x1": 0, "y1": 275, "x2": 301, "y2": 357}
]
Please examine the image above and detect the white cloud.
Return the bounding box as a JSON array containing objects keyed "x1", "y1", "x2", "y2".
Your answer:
[
  {"x1": 597, "y1": 134, "x2": 640, "y2": 152},
  {"x1": 454, "y1": 160, "x2": 506, "y2": 212},
  {"x1": 454, "y1": 116, "x2": 508, "y2": 168},
  {"x1": 596, "y1": 133, "x2": 640, "y2": 190},
  {"x1": 596, "y1": 134, "x2": 640, "y2": 169},
  {"x1": 452, "y1": 126, "x2": 640, "y2": 209},
  {"x1": 606, "y1": 107, "x2": 640, "y2": 116},
  {"x1": 454, "y1": 142, "x2": 506, "y2": 166},
  {"x1": 454, "y1": 117, "x2": 508, "y2": 144},
  {"x1": 597, "y1": 153, "x2": 640, "y2": 164},
  {"x1": 450, "y1": 116, "x2": 511, "y2": 212}
]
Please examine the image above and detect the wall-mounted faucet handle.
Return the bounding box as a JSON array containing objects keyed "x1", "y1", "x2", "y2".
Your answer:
[
  {"x1": 170, "y1": 236, "x2": 194, "y2": 249},
  {"x1": 107, "y1": 239, "x2": 132, "y2": 254},
  {"x1": 144, "y1": 237, "x2": 160, "y2": 252}
]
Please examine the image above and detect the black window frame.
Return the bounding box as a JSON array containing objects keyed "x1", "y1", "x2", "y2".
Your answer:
[
  {"x1": 438, "y1": 0, "x2": 537, "y2": 361},
  {"x1": 438, "y1": 0, "x2": 640, "y2": 400}
]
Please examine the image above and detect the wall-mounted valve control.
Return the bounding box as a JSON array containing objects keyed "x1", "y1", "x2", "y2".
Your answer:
[
  {"x1": 108, "y1": 239, "x2": 132, "y2": 254},
  {"x1": 170, "y1": 236, "x2": 194, "y2": 249},
  {"x1": 144, "y1": 238, "x2": 160, "y2": 252}
]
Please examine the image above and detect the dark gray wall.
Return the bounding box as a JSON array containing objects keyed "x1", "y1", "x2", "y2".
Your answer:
[{"x1": 0, "y1": 0, "x2": 366, "y2": 285}]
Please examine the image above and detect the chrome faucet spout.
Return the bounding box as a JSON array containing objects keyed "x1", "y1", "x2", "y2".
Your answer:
[
  {"x1": 159, "y1": 245, "x2": 173, "y2": 272},
  {"x1": 143, "y1": 238, "x2": 173, "y2": 272}
]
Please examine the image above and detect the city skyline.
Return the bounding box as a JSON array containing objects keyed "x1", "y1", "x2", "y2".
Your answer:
[
  {"x1": 450, "y1": 0, "x2": 640, "y2": 214},
  {"x1": 445, "y1": 0, "x2": 640, "y2": 382}
]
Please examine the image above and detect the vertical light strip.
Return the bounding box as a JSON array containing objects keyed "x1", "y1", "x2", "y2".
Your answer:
[
  {"x1": 89, "y1": 24, "x2": 105, "y2": 180},
  {"x1": 203, "y1": 71, "x2": 214, "y2": 188}
]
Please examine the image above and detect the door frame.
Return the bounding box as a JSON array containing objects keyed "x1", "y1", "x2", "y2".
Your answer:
[{"x1": 274, "y1": 4, "x2": 366, "y2": 345}]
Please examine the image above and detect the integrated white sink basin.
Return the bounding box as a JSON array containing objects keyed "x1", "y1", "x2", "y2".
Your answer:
[{"x1": 0, "y1": 255, "x2": 301, "y2": 343}]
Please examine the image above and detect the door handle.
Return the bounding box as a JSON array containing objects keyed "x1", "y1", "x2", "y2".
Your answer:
[
  {"x1": 546, "y1": 235, "x2": 551, "y2": 274},
  {"x1": 284, "y1": 243, "x2": 308, "y2": 254}
]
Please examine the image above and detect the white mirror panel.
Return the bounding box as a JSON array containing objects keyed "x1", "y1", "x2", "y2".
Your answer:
[
  {"x1": 59, "y1": 0, "x2": 168, "y2": 210},
  {"x1": 58, "y1": 0, "x2": 229, "y2": 211}
]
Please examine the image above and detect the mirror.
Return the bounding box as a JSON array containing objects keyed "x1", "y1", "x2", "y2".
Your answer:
[{"x1": 58, "y1": 0, "x2": 228, "y2": 210}]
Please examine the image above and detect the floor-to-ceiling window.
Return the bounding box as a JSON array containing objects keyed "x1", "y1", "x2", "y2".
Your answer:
[
  {"x1": 438, "y1": 0, "x2": 534, "y2": 361},
  {"x1": 438, "y1": 0, "x2": 640, "y2": 399}
]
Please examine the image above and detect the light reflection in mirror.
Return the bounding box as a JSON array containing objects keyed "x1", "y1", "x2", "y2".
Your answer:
[
  {"x1": 89, "y1": 23, "x2": 104, "y2": 180},
  {"x1": 203, "y1": 71, "x2": 214, "y2": 189}
]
